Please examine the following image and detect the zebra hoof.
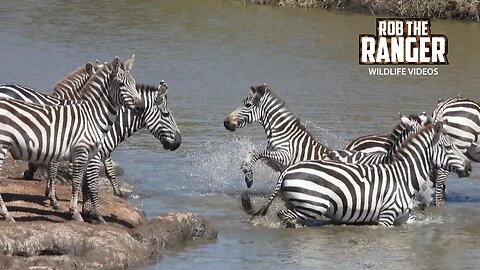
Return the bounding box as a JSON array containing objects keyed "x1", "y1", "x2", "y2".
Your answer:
[
  {"x1": 93, "y1": 216, "x2": 106, "y2": 225},
  {"x1": 244, "y1": 172, "x2": 253, "y2": 188},
  {"x1": 5, "y1": 215, "x2": 15, "y2": 223},
  {"x1": 114, "y1": 190, "x2": 124, "y2": 198},
  {"x1": 52, "y1": 203, "x2": 63, "y2": 211},
  {"x1": 71, "y1": 212, "x2": 84, "y2": 222}
]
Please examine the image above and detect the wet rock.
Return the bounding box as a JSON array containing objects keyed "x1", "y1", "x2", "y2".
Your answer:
[{"x1": 0, "y1": 155, "x2": 218, "y2": 269}]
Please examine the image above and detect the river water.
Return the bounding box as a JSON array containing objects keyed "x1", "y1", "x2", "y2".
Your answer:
[{"x1": 0, "y1": 1, "x2": 480, "y2": 269}]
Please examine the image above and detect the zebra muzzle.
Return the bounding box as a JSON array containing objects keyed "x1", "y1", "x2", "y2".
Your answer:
[
  {"x1": 224, "y1": 119, "x2": 237, "y2": 131},
  {"x1": 132, "y1": 97, "x2": 145, "y2": 115}
]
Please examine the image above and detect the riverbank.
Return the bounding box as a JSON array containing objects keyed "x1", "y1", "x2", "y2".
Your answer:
[
  {"x1": 0, "y1": 156, "x2": 218, "y2": 269},
  {"x1": 249, "y1": 0, "x2": 480, "y2": 21}
]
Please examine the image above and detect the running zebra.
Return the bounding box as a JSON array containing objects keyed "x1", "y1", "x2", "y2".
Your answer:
[
  {"x1": 47, "y1": 82, "x2": 181, "y2": 223},
  {"x1": 224, "y1": 84, "x2": 331, "y2": 188},
  {"x1": 243, "y1": 123, "x2": 471, "y2": 227},
  {"x1": 344, "y1": 112, "x2": 430, "y2": 154},
  {"x1": 0, "y1": 56, "x2": 143, "y2": 222},
  {"x1": 431, "y1": 96, "x2": 480, "y2": 205}
]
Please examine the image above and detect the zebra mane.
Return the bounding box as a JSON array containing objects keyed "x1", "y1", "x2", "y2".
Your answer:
[
  {"x1": 265, "y1": 87, "x2": 318, "y2": 140},
  {"x1": 387, "y1": 114, "x2": 423, "y2": 147},
  {"x1": 135, "y1": 83, "x2": 158, "y2": 93},
  {"x1": 53, "y1": 64, "x2": 96, "y2": 93},
  {"x1": 77, "y1": 61, "x2": 115, "y2": 98},
  {"x1": 393, "y1": 124, "x2": 434, "y2": 161}
]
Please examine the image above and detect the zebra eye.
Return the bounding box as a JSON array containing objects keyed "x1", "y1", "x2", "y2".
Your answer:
[
  {"x1": 161, "y1": 111, "x2": 170, "y2": 117},
  {"x1": 245, "y1": 102, "x2": 252, "y2": 108}
]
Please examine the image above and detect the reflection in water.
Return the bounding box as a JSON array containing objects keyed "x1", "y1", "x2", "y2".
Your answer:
[{"x1": 0, "y1": 0, "x2": 480, "y2": 269}]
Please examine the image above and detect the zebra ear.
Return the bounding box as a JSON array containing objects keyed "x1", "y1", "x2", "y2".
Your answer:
[
  {"x1": 398, "y1": 113, "x2": 409, "y2": 125},
  {"x1": 158, "y1": 81, "x2": 168, "y2": 97},
  {"x1": 85, "y1": 63, "x2": 95, "y2": 76},
  {"x1": 112, "y1": 57, "x2": 121, "y2": 71},
  {"x1": 124, "y1": 54, "x2": 135, "y2": 71},
  {"x1": 433, "y1": 122, "x2": 444, "y2": 142},
  {"x1": 437, "y1": 98, "x2": 443, "y2": 104},
  {"x1": 250, "y1": 84, "x2": 267, "y2": 97}
]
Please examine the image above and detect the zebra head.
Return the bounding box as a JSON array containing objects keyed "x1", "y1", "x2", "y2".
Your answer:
[
  {"x1": 224, "y1": 84, "x2": 268, "y2": 131},
  {"x1": 144, "y1": 81, "x2": 181, "y2": 151},
  {"x1": 431, "y1": 122, "x2": 471, "y2": 178},
  {"x1": 109, "y1": 55, "x2": 145, "y2": 114}
]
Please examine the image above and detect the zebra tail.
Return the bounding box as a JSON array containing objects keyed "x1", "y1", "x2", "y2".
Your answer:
[{"x1": 248, "y1": 171, "x2": 286, "y2": 220}]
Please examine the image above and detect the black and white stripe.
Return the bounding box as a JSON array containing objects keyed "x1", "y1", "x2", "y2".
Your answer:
[
  {"x1": 224, "y1": 84, "x2": 331, "y2": 188},
  {"x1": 431, "y1": 96, "x2": 480, "y2": 205},
  {"x1": 0, "y1": 56, "x2": 143, "y2": 222},
  {"x1": 330, "y1": 114, "x2": 430, "y2": 164},
  {"x1": 344, "y1": 112, "x2": 430, "y2": 154},
  {"x1": 61, "y1": 82, "x2": 181, "y2": 223},
  {"x1": 244, "y1": 123, "x2": 471, "y2": 227}
]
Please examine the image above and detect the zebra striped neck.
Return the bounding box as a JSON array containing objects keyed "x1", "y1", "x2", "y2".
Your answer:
[
  {"x1": 77, "y1": 64, "x2": 119, "y2": 133},
  {"x1": 97, "y1": 84, "x2": 160, "y2": 158},
  {"x1": 259, "y1": 91, "x2": 315, "y2": 147},
  {"x1": 393, "y1": 128, "x2": 435, "y2": 197}
]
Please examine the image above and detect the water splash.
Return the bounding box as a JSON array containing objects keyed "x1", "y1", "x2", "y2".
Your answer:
[{"x1": 183, "y1": 135, "x2": 278, "y2": 195}]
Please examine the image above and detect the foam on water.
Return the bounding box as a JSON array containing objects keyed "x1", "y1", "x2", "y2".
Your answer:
[{"x1": 182, "y1": 135, "x2": 279, "y2": 195}]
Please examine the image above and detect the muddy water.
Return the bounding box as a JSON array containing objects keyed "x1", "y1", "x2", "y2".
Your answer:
[{"x1": 0, "y1": 1, "x2": 479, "y2": 269}]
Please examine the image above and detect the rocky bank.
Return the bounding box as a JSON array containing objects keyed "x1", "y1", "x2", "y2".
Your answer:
[{"x1": 0, "y1": 155, "x2": 218, "y2": 269}]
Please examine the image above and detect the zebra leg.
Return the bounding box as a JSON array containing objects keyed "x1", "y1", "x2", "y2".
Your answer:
[
  {"x1": 81, "y1": 176, "x2": 92, "y2": 218},
  {"x1": 241, "y1": 149, "x2": 288, "y2": 188},
  {"x1": 103, "y1": 157, "x2": 123, "y2": 197},
  {"x1": 434, "y1": 168, "x2": 449, "y2": 206},
  {"x1": 45, "y1": 163, "x2": 62, "y2": 211},
  {"x1": 85, "y1": 156, "x2": 106, "y2": 224},
  {"x1": 69, "y1": 148, "x2": 89, "y2": 222},
  {"x1": 23, "y1": 163, "x2": 37, "y2": 180},
  {"x1": 378, "y1": 209, "x2": 397, "y2": 227},
  {"x1": 0, "y1": 147, "x2": 14, "y2": 223},
  {"x1": 277, "y1": 209, "x2": 301, "y2": 228}
]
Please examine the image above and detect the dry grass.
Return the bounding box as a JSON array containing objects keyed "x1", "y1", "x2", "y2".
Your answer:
[{"x1": 249, "y1": 0, "x2": 480, "y2": 21}]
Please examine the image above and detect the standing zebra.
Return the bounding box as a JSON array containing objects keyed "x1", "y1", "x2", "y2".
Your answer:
[
  {"x1": 0, "y1": 63, "x2": 99, "y2": 180},
  {"x1": 49, "y1": 82, "x2": 181, "y2": 223},
  {"x1": 0, "y1": 56, "x2": 143, "y2": 222},
  {"x1": 244, "y1": 123, "x2": 471, "y2": 227},
  {"x1": 0, "y1": 62, "x2": 129, "y2": 198},
  {"x1": 431, "y1": 96, "x2": 480, "y2": 205},
  {"x1": 343, "y1": 112, "x2": 430, "y2": 154},
  {"x1": 224, "y1": 84, "x2": 331, "y2": 188}
]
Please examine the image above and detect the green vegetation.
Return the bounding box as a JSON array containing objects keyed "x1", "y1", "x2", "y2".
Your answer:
[{"x1": 249, "y1": 0, "x2": 480, "y2": 21}]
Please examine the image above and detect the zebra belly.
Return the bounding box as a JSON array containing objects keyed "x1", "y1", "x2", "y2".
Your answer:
[{"x1": 282, "y1": 177, "x2": 381, "y2": 224}]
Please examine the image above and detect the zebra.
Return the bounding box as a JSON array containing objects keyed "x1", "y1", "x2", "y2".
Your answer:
[
  {"x1": 243, "y1": 123, "x2": 471, "y2": 227},
  {"x1": 329, "y1": 113, "x2": 431, "y2": 164},
  {"x1": 0, "y1": 63, "x2": 99, "y2": 180},
  {"x1": 431, "y1": 96, "x2": 480, "y2": 205},
  {"x1": 0, "y1": 62, "x2": 129, "y2": 198},
  {"x1": 343, "y1": 112, "x2": 430, "y2": 154},
  {"x1": 46, "y1": 82, "x2": 181, "y2": 223},
  {"x1": 224, "y1": 84, "x2": 331, "y2": 188},
  {"x1": 0, "y1": 56, "x2": 143, "y2": 223}
]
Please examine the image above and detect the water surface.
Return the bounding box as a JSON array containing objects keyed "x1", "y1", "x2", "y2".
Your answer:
[{"x1": 0, "y1": 1, "x2": 480, "y2": 269}]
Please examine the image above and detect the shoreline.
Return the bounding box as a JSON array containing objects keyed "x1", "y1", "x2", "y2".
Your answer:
[
  {"x1": 0, "y1": 155, "x2": 218, "y2": 269},
  {"x1": 249, "y1": 0, "x2": 480, "y2": 21}
]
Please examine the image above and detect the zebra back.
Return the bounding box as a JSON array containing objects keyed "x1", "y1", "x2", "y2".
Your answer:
[
  {"x1": 432, "y1": 96, "x2": 480, "y2": 160},
  {"x1": 330, "y1": 114, "x2": 430, "y2": 164}
]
